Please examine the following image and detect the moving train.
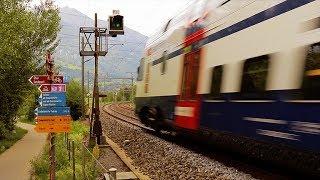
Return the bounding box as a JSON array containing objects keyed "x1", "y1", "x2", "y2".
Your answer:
[{"x1": 135, "y1": 0, "x2": 320, "y2": 162}]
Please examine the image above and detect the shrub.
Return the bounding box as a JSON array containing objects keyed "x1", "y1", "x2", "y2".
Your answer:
[
  {"x1": 66, "y1": 80, "x2": 84, "y2": 120},
  {"x1": 31, "y1": 122, "x2": 97, "y2": 179}
]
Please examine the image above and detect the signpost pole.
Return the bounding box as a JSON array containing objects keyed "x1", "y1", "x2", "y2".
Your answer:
[
  {"x1": 50, "y1": 133, "x2": 55, "y2": 180},
  {"x1": 31, "y1": 52, "x2": 71, "y2": 180},
  {"x1": 47, "y1": 52, "x2": 56, "y2": 180}
]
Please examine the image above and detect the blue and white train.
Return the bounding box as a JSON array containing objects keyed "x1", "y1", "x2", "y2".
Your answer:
[{"x1": 135, "y1": 0, "x2": 320, "y2": 156}]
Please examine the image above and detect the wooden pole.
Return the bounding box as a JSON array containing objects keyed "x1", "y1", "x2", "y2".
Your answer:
[
  {"x1": 47, "y1": 52, "x2": 56, "y2": 180},
  {"x1": 82, "y1": 142, "x2": 85, "y2": 177},
  {"x1": 93, "y1": 13, "x2": 101, "y2": 144},
  {"x1": 49, "y1": 133, "x2": 56, "y2": 180},
  {"x1": 68, "y1": 139, "x2": 71, "y2": 162},
  {"x1": 72, "y1": 141, "x2": 76, "y2": 180}
]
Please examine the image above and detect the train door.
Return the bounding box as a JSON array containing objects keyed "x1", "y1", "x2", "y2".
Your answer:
[{"x1": 175, "y1": 49, "x2": 201, "y2": 130}]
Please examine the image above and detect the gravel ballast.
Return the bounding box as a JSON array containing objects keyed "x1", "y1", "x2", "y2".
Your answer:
[{"x1": 101, "y1": 108, "x2": 257, "y2": 180}]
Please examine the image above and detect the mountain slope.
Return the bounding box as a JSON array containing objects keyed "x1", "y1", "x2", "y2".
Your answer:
[{"x1": 55, "y1": 7, "x2": 148, "y2": 89}]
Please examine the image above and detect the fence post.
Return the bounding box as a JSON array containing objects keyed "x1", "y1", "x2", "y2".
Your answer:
[
  {"x1": 82, "y1": 143, "x2": 85, "y2": 178},
  {"x1": 109, "y1": 168, "x2": 117, "y2": 180},
  {"x1": 72, "y1": 141, "x2": 76, "y2": 180},
  {"x1": 66, "y1": 133, "x2": 69, "y2": 147},
  {"x1": 68, "y1": 140, "x2": 71, "y2": 162}
]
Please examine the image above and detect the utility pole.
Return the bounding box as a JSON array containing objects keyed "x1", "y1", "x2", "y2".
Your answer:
[
  {"x1": 87, "y1": 71, "x2": 90, "y2": 106},
  {"x1": 93, "y1": 13, "x2": 101, "y2": 144},
  {"x1": 108, "y1": 75, "x2": 135, "y2": 102},
  {"x1": 81, "y1": 37, "x2": 85, "y2": 121},
  {"x1": 79, "y1": 11, "x2": 124, "y2": 144},
  {"x1": 126, "y1": 72, "x2": 135, "y2": 102}
]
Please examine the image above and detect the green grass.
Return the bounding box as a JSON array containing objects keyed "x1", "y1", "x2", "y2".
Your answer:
[
  {"x1": 31, "y1": 121, "x2": 99, "y2": 179},
  {"x1": 0, "y1": 126, "x2": 28, "y2": 154},
  {"x1": 19, "y1": 116, "x2": 36, "y2": 125}
]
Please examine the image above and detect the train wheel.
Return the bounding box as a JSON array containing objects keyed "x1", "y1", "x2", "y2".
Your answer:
[
  {"x1": 138, "y1": 106, "x2": 150, "y2": 126},
  {"x1": 147, "y1": 107, "x2": 160, "y2": 132},
  {"x1": 139, "y1": 106, "x2": 162, "y2": 132}
]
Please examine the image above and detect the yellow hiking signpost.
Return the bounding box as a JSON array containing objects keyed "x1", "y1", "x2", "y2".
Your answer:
[
  {"x1": 34, "y1": 123, "x2": 71, "y2": 133},
  {"x1": 36, "y1": 116, "x2": 72, "y2": 123},
  {"x1": 30, "y1": 52, "x2": 71, "y2": 180}
]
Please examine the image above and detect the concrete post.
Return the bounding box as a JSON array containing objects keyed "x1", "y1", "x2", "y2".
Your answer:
[{"x1": 109, "y1": 168, "x2": 117, "y2": 180}]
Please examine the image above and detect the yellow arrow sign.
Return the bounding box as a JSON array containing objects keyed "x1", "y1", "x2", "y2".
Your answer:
[
  {"x1": 35, "y1": 116, "x2": 72, "y2": 123},
  {"x1": 34, "y1": 123, "x2": 71, "y2": 133}
]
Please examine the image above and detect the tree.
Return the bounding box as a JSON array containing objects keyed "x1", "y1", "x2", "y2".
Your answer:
[
  {"x1": 0, "y1": 0, "x2": 60, "y2": 139},
  {"x1": 66, "y1": 80, "x2": 84, "y2": 120}
]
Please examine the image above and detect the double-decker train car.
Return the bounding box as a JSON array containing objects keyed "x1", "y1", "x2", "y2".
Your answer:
[{"x1": 135, "y1": 0, "x2": 320, "y2": 160}]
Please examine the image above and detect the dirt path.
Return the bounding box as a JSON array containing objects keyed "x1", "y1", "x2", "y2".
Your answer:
[{"x1": 0, "y1": 122, "x2": 47, "y2": 180}]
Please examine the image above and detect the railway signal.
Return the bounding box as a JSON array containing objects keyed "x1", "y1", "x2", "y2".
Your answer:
[
  {"x1": 79, "y1": 11, "x2": 124, "y2": 145},
  {"x1": 108, "y1": 10, "x2": 124, "y2": 37}
]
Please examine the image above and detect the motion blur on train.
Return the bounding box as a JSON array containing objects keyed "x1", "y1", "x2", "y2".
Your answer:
[{"x1": 134, "y1": 0, "x2": 320, "y2": 172}]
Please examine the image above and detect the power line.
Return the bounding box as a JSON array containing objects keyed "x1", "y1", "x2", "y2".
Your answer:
[
  {"x1": 59, "y1": 33, "x2": 78, "y2": 37},
  {"x1": 60, "y1": 11, "x2": 88, "y2": 18}
]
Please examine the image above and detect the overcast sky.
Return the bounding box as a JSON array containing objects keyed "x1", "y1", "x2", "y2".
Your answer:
[{"x1": 33, "y1": 0, "x2": 193, "y2": 36}]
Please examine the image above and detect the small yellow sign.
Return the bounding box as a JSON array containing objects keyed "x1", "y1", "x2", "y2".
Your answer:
[{"x1": 34, "y1": 123, "x2": 71, "y2": 133}]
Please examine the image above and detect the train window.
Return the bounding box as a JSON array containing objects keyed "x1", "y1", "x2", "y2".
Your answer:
[
  {"x1": 161, "y1": 51, "x2": 168, "y2": 75},
  {"x1": 301, "y1": 43, "x2": 320, "y2": 99},
  {"x1": 241, "y1": 55, "x2": 269, "y2": 97},
  {"x1": 137, "y1": 58, "x2": 144, "y2": 81},
  {"x1": 210, "y1": 65, "x2": 223, "y2": 98}
]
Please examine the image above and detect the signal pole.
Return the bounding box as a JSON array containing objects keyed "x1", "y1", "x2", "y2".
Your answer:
[
  {"x1": 87, "y1": 71, "x2": 90, "y2": 108},
  {"x1": 93, "y1": 13, "x2": 101, "y2": 144},
  {"x1": 81, "y1": 37, "x2": 85, "y2": 121},
  {"x1": 79, "y1": 11, "x2": 124, "y2": 144}
]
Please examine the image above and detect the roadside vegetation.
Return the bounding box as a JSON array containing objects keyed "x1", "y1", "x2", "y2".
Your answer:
[
  {"x1": 32, "y1": 79, "x2": 93, "y2": 179},
  {"x1": 0, "y1": 126, "x2": 28, "y2": 154},
  {"x1": 0, "y1": 0, "x2": 60, "y2": 140},
  {"x1": 66, "y1": 79, "x2": 88, "y2": 120},
  {"x1": 17, "y1": 87, "x2": 39, "y2": 125},
  {"x1": 101, "y1": 85, "x2": 136, "y2": 104},
  {"x1": 31, "y1": 121, "x2": 99, "y2": 179}
]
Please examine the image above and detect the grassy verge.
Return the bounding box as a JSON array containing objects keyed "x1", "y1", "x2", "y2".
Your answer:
[
  {"x1": 0, "y1": 126, "x2": 28, "y2": 154},
  {"x1": 19, "y1": 116, "x2": 36, "y2": 125},
  {"x1": 31, "y1": 121, "x2": 99, "y2": 179}
]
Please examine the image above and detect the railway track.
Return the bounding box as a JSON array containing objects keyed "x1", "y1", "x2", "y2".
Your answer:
[{"x1": 103, "y1": 103, "x2": 152, "y2": 131}]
